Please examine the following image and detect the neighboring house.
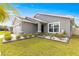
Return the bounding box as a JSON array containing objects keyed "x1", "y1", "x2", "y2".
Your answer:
[
  {"x1": 0, "y1": 25, "x2": 9, "y2": 31},
  {"x1": 13, "y1": 13, "x2": 74, "y2": 37}
]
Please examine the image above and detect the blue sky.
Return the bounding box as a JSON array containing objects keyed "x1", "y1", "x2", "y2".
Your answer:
[{"x1": 6, "y1": 3, "x2": 79, "y2": 26}]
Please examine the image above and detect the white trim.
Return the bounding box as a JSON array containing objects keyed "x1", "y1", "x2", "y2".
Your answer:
[
  {"x1": 48, "y1": 22, "x2": 60, "y2": 33},
  {"x1": 38, "y1": 22, "x2": 41, "y2": 33}
]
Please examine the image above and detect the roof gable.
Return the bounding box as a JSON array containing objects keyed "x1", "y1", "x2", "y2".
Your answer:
[{"x1": 34, "y1": 13, "x2": 74, "y2": 19}]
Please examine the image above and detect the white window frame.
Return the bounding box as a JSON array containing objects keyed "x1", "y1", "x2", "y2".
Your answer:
[{"x1": 48, "y1": 22, "x2": 60, "y2": 33}]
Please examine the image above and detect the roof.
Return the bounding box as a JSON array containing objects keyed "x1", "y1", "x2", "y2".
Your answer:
[
  {"x1": 34, "y1": 13, "x2": 75, "y2": 25},
  {"x1": 13, "y1": 13, "x2": 75, "y2": 25},
  {"x1": 34, "y1": 13, "x2": 75, "y2": 19},
  {"x1": 17, "y1": 16, "x2": 37, "y2": 24},
  {"x1": 14, "y1": 16, "x2": 47, "y2": 24},
  {"x1": 25, "y1": 17, "x2": 48, "y2": 23}
]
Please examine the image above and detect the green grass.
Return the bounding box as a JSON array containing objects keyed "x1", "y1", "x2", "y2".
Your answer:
[
  {"x1": 0, "y1": 31, "x2": 11, "y2": 56},
  {"x1": 0, "y1": 38, "x2": 2, "y2": 56},
  {"x1": 0, "y1": 31, "x2": 6, "y2": 35},
  {"x1": 0, "y1": 31, "x2": 11, "y2": 35},
  {"x1": 0, "y1": 38, "x2": 2, "y2": 43},
  {"x1": 1, "y1": 36, "x2": 79, "y2": 56}
]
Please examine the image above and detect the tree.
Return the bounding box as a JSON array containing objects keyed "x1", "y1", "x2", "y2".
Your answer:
[
  {"x1": 0, "y1": 4, "x2": 19, "y2": 32},
  {"x1": 0, "y1": 3, "x2": 19, "y2": 23},
  {"x1": 0, "y1": 7, "x2": 9, "y2": 23}
]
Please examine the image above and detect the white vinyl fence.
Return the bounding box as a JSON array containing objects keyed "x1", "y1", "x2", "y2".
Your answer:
[{"x1": 73, "y1": 28, "x2": 79, "y2": 35}]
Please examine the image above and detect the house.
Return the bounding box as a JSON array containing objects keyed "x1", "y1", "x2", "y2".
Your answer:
[{"x1": 13, "y1": 13, "x2": 74, "y2": 37}]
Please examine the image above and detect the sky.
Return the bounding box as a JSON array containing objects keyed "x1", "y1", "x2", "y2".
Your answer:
[{"x1": 5, "y1": 3, "x2": 79, "y2": 26}]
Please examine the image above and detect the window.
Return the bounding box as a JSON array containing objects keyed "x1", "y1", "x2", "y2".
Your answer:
[
  {"x1": 49, "y1": 24, "x2": 53, "y2": 32},
  {"x1": 48, "y1": 22, "x2": 60, "y2": 33}
]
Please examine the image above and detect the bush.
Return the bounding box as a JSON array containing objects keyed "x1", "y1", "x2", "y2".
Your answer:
[
  {"x1": 22, "y1": 34, "x2": 27, "y2": 38},
  {"x1": 55, "y1": 31, "x2": 67, "y2": 38},
  {"x1": 34, "y1": 34, "x2": 39, "y2": 37},
  {"x1": 42, "y1": 31, "x2": 67, "y2": 38},
  {"x1": 28, "y1": 34, "x2": 32, "y2": 37},
  {"x1": 44, "y1": 33, "x2": 51, "y2": 36},
  {"x1": 31, "y1": 34, "x2": 35, "y2": 37},
  {"x1": 28, "y1": 34, "x2": 36, "y2": 37},
  {"x1": 5, "y1": 31, "x2": 11, "y2": 36},
  {"x1": 37, "y1": 33, "x2": 43, "y2": 36},
  {"x1": 3, "y1": 31, "x2": 12, "y2": 41},
  {"x1": 16, "y1": 35, "x2": 21, "y2": 39},
  {"x1": 16, "y1": 35, "x2": 25, "y2": 39},
  {"x1": 26, "y1": 34, "x2": 35, "y2": 38},
  {"x1": 55, "y1": 33, "x2": 64, "y2": 38},
  {"x1": 16, "y1": 34, "x2": 36, "y2": 39},
  {"x1": 51, "y1": 33, "x2": 56, "y2": 37},
  {"x1": 5, "y1": 35, "x2": 12, "y2": 41}
]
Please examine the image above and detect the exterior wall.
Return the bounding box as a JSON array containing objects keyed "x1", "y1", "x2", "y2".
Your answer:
[
  {"x1": 34, "y1": 14, "x2": 72, "y2": 37},
  {"x1": 70, "y1": 20, "x2": 73, "y2": 36},
  {"x1": 13, "y1": 18, "x2": 22, "y2": 35},
  {"x1": 21, "y1": 22, "x2": 37, "y2": 34},
  {"x1": 43, "y1": 24, "x2": 48, "y2": 33}
]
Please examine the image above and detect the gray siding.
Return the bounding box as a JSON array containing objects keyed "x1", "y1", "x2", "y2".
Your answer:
[
  {"x1": 44, "y1": 24, "x2": 48, "y2": 33},
  {"x1": 21, "y1": 22, "x2": 37, "y2": 34},
  {"x1": 13, "y1": 18, "x2": 22, "y2": 35},
  {"x1": 35, "y1": 14, "x2": 72, "y2": 37}
]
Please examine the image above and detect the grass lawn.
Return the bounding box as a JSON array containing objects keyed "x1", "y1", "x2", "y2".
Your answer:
[
  {"x1": 0, "y1": 39, "x2": 2, "y2": 56},
  {"x1": 0, "y1": 31, "x2": 7, "y2": 35},
  {"x1": 1, "y1": 36, "x2": 79, "y2": 56},
  {"x1": 0, "y1": 31, "x2": 11, "y2": 35}
]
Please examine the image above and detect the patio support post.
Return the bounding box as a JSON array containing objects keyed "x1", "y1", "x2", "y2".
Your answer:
[{"x1": 38, "y1": 22, "x2": 41, "y2": 33}]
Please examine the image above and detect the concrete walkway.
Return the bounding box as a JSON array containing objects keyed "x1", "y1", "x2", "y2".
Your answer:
[
  {"x1": 0, "y1": 34, "x2": 17, "y2": 43},
  {"x1": 39, "y1": 36, "x2": 69, "y2": 43},
  {"x1": 0, "y1": 35, "x2": 4, "y2": 39}
]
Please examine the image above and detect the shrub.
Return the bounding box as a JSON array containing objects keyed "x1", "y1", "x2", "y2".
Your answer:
[
  {"x1": 37, "y1": 33, "x2": 43, "y2": 36},
  {"x1": 16, "y1": 35, "x2": 21, "y2": 39},
  {"x1": 44, "y1": 31, "x2": 67, "y2": 38},
  {"x1": 26, "y1": 34, "x2": 35, "y2": 38},
  {"x1": 4, "y1": 31, "x2": 11, "y2": 36},
  {"x1": 51, "y1": 33, "x2": 56, "y2": 37},
  {"x1": 22, "y1": 34, "x2": 31, "y2": 38},
  {"x1": 63, "y1": 31, "x2": 67, "y2": 36},
  {"x1": 55, "y1": 34, "x2": 64, "y2": 38},
  {"x1": 31, "y1": 34, "x2": 35, "y2": 37},
  {"x1": 5, "y1": 35, "x2": 12, "y2": 41},
  {"x1": 44, "y1": 33, "x2": 50, "y2": 36},
  {"x1": 16, "y1": 34, "x2": 25, "y2": 40},
  {"x1": 22, "y1": 34, "x2": 27, "y2": 38},
  {"x1": 55, "y1": 31, "x2": 67, "y2": 38},
  {"x1": 16, "y1": 34, "x2": 36, "y2": 39},
  {"x1": 34, "y1": 34, "x2": 39, "y2": 37},
  {"x1": 3, "y1": 31, "x2": 12, "y2": 41}
]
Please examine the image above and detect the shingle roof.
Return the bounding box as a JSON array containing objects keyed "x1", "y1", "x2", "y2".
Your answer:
[
  {"x1": 34, "y1": 13, "x2": 75, "y2": 19},
  {"x1": 25, "y1": 17, "x2": 48, "y2": 23},
  {"x1": 16, "y1": 16, "x2": 47, "y2": 24},
  {"x1": 15, "y1": 13, "x2": 75, "y2": 24}
]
